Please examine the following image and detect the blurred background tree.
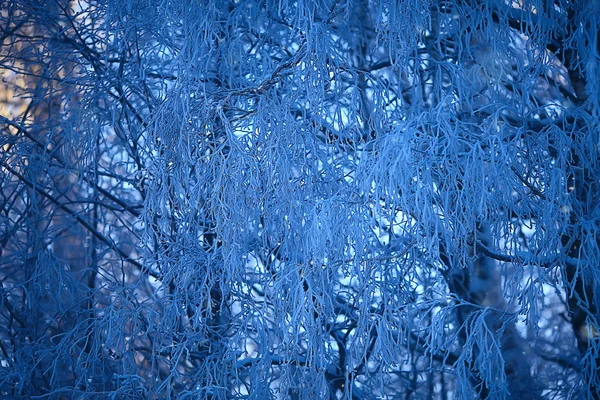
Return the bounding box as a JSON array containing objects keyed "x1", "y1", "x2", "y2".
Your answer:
[{"x1": 0, "y1": 0, "x2": 598, "y2": 398}]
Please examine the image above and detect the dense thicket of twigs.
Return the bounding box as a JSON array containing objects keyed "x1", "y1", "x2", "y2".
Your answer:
[{"x1": 1, "y1": 0, "x2": 599, "y2": 398}]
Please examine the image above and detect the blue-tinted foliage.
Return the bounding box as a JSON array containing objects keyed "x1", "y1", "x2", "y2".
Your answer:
[{"x1": 0, "y1": 0, "x2": 599, "y2": 399}]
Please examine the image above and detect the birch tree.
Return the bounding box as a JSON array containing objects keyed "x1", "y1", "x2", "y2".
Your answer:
[{"x1": 1, "y1": 0, "x2": 599, "y2": 398}]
